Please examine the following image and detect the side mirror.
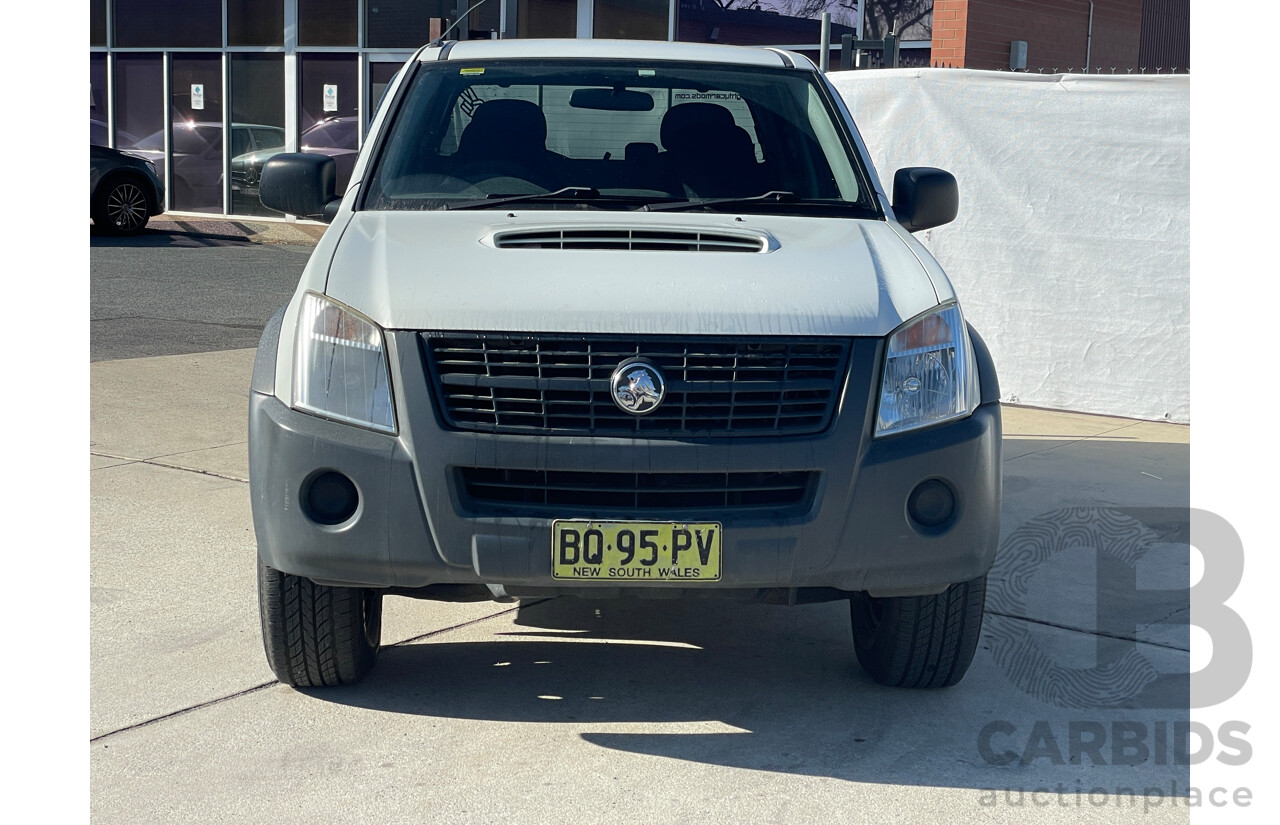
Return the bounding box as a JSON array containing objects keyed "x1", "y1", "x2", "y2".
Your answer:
[
  {"x1": 260, "y1": 153, "x2": 340, "y2": 222},
  {"x1": 891, "y1": 167, "x2": 958, "y2": 232}
]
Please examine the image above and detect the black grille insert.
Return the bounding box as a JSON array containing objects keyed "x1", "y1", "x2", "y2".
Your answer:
[
  {"x1": 423, "y1": 334, "x2": 849, "y2": 437},
  {"x1": 460, "y1": 468, "x2": 817, "y2": 513}
]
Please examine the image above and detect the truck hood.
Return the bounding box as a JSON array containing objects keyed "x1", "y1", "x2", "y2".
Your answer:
[{"x1": 323, "y1": 211, "x2": 941, "y2": 337}]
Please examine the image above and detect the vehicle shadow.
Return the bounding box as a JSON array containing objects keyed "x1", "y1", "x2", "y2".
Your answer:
[
  {"x1": 311, "y1": 434, "x2": 1192, "y2": 796},
  {"x1": 89, "y1": 220, "x2": 260, "y2": 248}
]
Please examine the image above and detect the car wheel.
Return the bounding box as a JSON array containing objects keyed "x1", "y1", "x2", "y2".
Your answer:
[
  {"x1": 93, "y1": 177, "x2": 151, "y2": 235},
  {"x1": 257, "y1": 557, "x2": 383, "y2": 687},
  {"x1": 850, "y1": 574, "x2": 986, "y2": 688}
]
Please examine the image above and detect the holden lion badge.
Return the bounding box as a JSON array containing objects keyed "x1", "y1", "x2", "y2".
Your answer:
[{"x1": 610, "y1": 359, "x2": 666, "y2": 416}]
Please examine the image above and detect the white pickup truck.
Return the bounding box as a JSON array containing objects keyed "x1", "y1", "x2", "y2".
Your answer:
[{"x1": 249, "y1": 38, "x2": 1002, "y2": 690}]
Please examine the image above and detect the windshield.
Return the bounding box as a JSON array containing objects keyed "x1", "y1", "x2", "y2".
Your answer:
[{"x1": 361, "y1": 59, "x2": 881, "y2": 217}]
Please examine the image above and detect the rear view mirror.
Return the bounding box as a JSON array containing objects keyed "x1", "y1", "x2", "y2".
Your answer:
[
  {"x1": 569, "y1": 88, "x2": 654, "y2": 112},
  {"x1": 892, "y1": 167, "x2": 959, "y2": 232},
  {"x1": 260, "y1": 153, "x2": 341, "y2": 222}
]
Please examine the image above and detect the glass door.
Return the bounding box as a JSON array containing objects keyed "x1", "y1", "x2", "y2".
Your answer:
[
  {"x1": 299, "y1": 54, "x2": 360, "y2": 195},
  {"x1": 169, "y1": 53, "x2": 224, "y2": 213}
]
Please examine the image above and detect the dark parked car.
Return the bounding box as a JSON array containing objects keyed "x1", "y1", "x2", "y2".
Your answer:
[
  {"x1": 90, "y1": 144, "x2": 165, "y2": 235},
  {"x1": 231, "y1": 116, "x2": 359, "y2": 201},
  {"x1": 131, "y1": 122, "x2": 286, "y2": 208}
]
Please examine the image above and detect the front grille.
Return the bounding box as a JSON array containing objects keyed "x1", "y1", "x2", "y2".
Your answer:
[
  {"x1": 460, "y1": 468, "x2": 817, "y2": 513},
  {"x1": 492, "y1": 228, "x2": 769, "y2": 252},
  {"x1": 423, "y1": 334, "x2": 849, "y2": 437}
]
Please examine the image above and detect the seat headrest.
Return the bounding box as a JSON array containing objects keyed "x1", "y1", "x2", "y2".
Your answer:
[
  {"x1": 660, "y1": 103, "x2": 736, "y2": 152},
  {"x1": 459, "y1": 99, "x2": 548, "y2": 157}
]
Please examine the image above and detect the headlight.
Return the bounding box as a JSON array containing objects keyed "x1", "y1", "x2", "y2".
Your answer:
[
  {"x1": 875, "y1": 303, "x2": 978, "y2": 436},
  {"x1": 293, "y1": 292, "x2": 396, "y2": 433}
]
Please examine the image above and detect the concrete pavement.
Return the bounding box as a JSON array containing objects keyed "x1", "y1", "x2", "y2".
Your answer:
[
  {"x1": 97, "y1": 213, "x2": 330, "y2": 247},
  {"x1": 90, "y1": 337, "x2": 1193, "y2": 823}
]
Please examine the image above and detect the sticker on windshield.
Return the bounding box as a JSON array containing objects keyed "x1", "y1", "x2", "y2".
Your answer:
[
  {"x1": 460, "y1": 67, "x2": 485, "y2": 75},
  {"x1": 674, "y1": 91, "x2": 743, "y2": 102},
  {"x1": 638, "y1": 69, "x2": 655, "y2": 77}
]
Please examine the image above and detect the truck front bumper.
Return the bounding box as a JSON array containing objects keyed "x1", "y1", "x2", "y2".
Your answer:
[{"x1": 251, "y1": 329, "x2": 1001, "y2": 599}]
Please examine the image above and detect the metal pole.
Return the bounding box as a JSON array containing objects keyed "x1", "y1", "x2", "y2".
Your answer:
[
  {"x1": 819, "y1": 12, "x2": 831, "y2": 72},
  {"x1": 840, "y1": 33, "x2": 853, "y2": 70}
]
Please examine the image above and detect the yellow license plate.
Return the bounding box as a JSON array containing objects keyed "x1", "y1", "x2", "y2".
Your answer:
[{"x1": 552, "y1": 521, "x2": 722, "y2": 582}]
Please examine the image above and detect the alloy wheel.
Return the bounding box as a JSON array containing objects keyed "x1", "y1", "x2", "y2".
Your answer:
[{"x1": 107, "y1": 183, "x2": 148, "y2": 232}]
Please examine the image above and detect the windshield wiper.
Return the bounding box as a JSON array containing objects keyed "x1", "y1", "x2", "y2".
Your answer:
[
  {"x1": 445, "y1": 186, "x2": 600, "y2": 211},
  {"x1": 445, "y1": 187, "x2": 678, "y2": 211},
  {"x1": 642, "y1": 190, "x2": 853, "y2": 213}
]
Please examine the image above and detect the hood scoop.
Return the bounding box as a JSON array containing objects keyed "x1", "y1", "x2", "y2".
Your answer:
[{"x1": 490, "y1": 226, "x2": 774, "y2": 253}]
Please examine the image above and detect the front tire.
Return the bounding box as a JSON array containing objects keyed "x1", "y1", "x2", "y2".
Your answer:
[
  {"x1": 850, "y1": 575, "x2": 986, "y2": 688},
  {"x1": 93, "y1": 178, "x2": 151, "y2": 235},
  {"x1": 257, "y1": 558, "x2": 383, "y2": 687}
]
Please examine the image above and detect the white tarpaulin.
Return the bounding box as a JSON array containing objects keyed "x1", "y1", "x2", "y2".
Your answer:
[{"x1": 831, "y1": 69, "x2": 1190, "y2": 423}]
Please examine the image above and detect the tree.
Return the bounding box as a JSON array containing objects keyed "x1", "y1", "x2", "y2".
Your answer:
[
  {"x1": 712, "y1": 0, "x2": 861, "y2": 29},
  {"x1": 862, "y1": 0, "x2": 932, "y2": 40}
]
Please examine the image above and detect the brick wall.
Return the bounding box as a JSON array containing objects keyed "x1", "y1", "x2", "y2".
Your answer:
[
  {"x1": 932, "y1": 0, "x2": 1145, "y2": 71},
  {"x1": 930, "y1": 0, "x2": 969, "y2": 67}
]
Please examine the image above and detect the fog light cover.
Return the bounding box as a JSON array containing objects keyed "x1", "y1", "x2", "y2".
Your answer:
[
  {"x1": 908, "y1": 479, "x2": 956, "y2": 528},
  {"x1": 293, "y1": 292, "x2": 396, "y2": 433},
  {"x1": 304, "y1": 471, "x2": 360, "y2": 525},
  {"x1": 876, "y1": 303, "x2": 978, "y2": 436}
]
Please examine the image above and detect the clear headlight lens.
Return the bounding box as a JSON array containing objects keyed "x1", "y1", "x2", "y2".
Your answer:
[
  {"x1": 293, "y1": 292, "x2": 396, "y2": 433},
  {"x1": 875, "y1": 303, "x2": 978, "y2": 437}
]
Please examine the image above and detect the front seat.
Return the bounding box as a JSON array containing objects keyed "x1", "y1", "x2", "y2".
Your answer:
[
  {"x1": 451, "y1": 99, "x2": 565, "y2": 188},
  {"x1": 659, "y1": 103, "x2": 760, "y2": 198}
]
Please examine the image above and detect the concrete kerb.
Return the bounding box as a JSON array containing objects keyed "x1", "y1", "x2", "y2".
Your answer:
[{"x1": 137, "y1": 213, "x2": 327, "y2": 246}]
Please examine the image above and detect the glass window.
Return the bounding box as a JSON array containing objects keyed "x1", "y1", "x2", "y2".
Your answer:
[
  {"x1": 300, "y1": 54, "x2": 360, "y2": 194},
  {"x1": 676, "y1": 0, "x2": 857, "y2": 46},
  {"x1": 465, "y1": 2, "x2": 501, "y2": 38},
  {"x1": 370, "y1": 62, "x2": 405, "y2": 123},
  {"x1": 517, "y1": 0, "x2": 576, "y2": 38},
  {"x1": 170, "y1": 54, "x2": 224, "y2": 213},
  {"x1": 91, "y1": 55, "x2": 108, "y2": 146},
  {"x1": 114, "y1": 0, "x2": 221, "y2": 48},
  {"x1": 229, "y1": 0, "x2": 284, "y2": 46},
  {"x1": 363, "y1": 59, "x2": 880, "y2": 215},
  {"x1": 251, "y1": 127, "x2": 287, "y2": 150},
  {"x1": 299, "y1": 0, "x2": 358, "y2": 46},
  {"x1": 230, "y1": 54, "x2": 286, "y2": 216},
  {"x1": 113, "y1": 53, "x2": 164, "y2": 158},
  {"x1": 366, "y1": 0, "x2": 439, "y2": 48},
  {"x1": 594, "y1": 0, "x2": 668, "y2": 40},
  {"x1": 91, "y1": 0, "x2": 107, "y2": 46}
]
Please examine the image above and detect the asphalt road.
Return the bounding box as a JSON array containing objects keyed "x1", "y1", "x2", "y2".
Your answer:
[{"x1": 90, "y1": 224, "x2": 313, "y2": 361}]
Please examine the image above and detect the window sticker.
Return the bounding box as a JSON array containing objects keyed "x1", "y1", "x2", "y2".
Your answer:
[
  {"x1": 460, "y1": 67, "x2": 485, "y2": 75},
  {"x1": 191, "y1": 84, "x2": 204, "y2": 110},
  {"x1": 673, "y1": 91, "x2": 743, "y2": 102},
  {"x1": 323, "y1": 84, "x2": 338, "y2": 112}
]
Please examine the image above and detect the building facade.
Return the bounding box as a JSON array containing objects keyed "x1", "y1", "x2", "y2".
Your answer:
[
  {"x1": 90, "y1": 1, "x2": 1185, "y2": 218},
  {"x1": 930, "y1": 0, "x2": 1189, "y2": 72}
]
